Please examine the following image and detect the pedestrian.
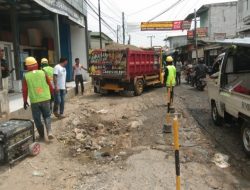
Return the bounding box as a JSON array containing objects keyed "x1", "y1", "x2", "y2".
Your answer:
[
  {"x1": 73, "y1": 58, "x2": 87, "y2": 95},
  {"x1": 175, "y1": 58, "x2": 182, "y2": 85},
  {"x1": 22, "y1": 56, "x2": 54, "y2": 140},
  {"x1": 164, "y1": 56, "x2": 176, "y2": 104},
  {"x1": 41, "y1": 58, "x2": 54, "y2": 110},
  {"x1": 0, "y1": 47, "x2": 9, "y2": 90},
  {"x1": 53, "y1": 57, "x2": 68, "y2": 118}
]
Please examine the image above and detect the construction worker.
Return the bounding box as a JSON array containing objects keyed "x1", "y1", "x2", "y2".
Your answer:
[
  {"x1": 164, "y1": 56, "x2": 176, "y2": 104},
  {"x1": 22, "y1": 56, "x2": 54, "y2": 140},
  {"x1": 41, "y1": 58, "x2": 54, "y2": 110}
]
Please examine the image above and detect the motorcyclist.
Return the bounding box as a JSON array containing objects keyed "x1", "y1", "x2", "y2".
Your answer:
[{"x1": 192, "y1": 58, "x2": 207, "y2": 87}]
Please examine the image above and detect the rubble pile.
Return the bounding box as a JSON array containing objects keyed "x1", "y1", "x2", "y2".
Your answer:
[{"x1": 57, "y1": 108, "x2": 132, "y2": 160}]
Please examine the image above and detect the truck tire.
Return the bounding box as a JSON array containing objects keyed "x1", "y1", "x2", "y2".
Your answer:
[
  {"x1": 211, "y1": 102, "x2": 222, "y2": 126},
  {"x1": 134, "y1": 79, "x2": 144, "y2": 96},
  {"x1": 241, "y1": 121, "x2": 250, "y2": 157}
]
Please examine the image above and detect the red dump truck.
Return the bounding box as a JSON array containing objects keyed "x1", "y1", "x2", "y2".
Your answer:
[{"x1": 89, "y1": 48, "x2": 164, "y2": 95}]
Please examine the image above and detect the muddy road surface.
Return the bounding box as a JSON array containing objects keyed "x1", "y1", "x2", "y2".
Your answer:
[{"x1": 0, "y1": 85, "x2": 250, "y2": 190}]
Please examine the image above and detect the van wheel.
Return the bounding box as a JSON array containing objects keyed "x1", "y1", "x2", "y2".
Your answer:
[
  {"x1": 211, "y1": 102, "x2": 222, "y2": 126},
  {"x1": 241, "y1": 121, "x2": 250, "y2": 157},
  {"x1": 134, "y1": 79, "x2": 144, "y2": 96}
]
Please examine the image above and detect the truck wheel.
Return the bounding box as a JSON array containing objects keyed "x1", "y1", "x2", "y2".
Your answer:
[
  {"x1": 134, "y1": 79, "x2": 144, "y2": 96},
  {"x1": 242, "y1": 121, "x2": 250, "y2": 156},
  {"x1": 211, "y1": 102, "x2": 222, "y2": 126}
]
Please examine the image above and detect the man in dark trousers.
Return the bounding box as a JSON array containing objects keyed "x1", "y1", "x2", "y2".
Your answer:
[
  {"x1": 22, "y1": 57, "x2": 54, "y2": 140},
  {"x1": 73, "y1": 58, "x2": 87, "y2": 95}
]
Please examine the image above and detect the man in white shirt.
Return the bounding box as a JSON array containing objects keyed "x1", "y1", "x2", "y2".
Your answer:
[
  {"x1": 53, "y1": 57, "x2": 68, "y2": 118},
  {"x1": 73, "y1": 58, "x2": 87, "y2": 95}
]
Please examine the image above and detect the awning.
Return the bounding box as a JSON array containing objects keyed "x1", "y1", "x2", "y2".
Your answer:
[
  {"x1": 34, "y1": 0, "x2": 85, "y2": 27},
  {"x1": 204, "y1": 44, "x2": 222, "y2": 51}
]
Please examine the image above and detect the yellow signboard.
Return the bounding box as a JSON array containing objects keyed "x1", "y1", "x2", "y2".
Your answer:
[{"x1": 141, "y1": 20, "x2": 191, "y2": 31}]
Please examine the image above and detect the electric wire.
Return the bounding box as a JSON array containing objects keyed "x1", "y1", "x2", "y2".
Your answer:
[
  {"x1": 102, "y1": 0, "x2": 121, "y2": 18},
  {"x1": 128, "y1": 0, "x2": 168, "y2": 16},
  {"x1": 105, "y1": 0, "x2": 123, "y2": 15},
  {"x1": 148, "y1": 0, "x2": 184, "y2": 21},
  {"x1": 85, "y1": 0, "x2": 116, "y2": 34}
]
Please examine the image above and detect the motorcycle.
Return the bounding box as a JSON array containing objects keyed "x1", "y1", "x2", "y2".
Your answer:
[{"x1": 195, "y1": 76, "x2": 207, "y2": 91}]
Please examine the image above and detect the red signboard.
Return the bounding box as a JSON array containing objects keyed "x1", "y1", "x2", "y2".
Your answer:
[{"x1": 187, "y1": 28, "x2": 208, "y2": 39}]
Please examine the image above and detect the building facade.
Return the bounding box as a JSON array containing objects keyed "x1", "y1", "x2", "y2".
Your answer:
[
  {"x1": 185, "y1": 1, "x2": 237, "y2": 64},
  {"x1": 89, "y1": 32, "x2": 113, "y2": 49},
  {"x1": 237, "y1": 0, "x2": 250, "y2": 36},
  {"x1": 0, "y1": 0, "x2": 88, "y2": 115},
  {"x1": 164, "y1": 35, "x2": 187, "y2": 51}
]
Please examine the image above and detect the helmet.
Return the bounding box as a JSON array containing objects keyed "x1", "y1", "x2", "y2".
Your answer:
[
  {"x1": 25, "y1": 57, "x2": 37, "y2": 66},
  {"x1": 166, "y1": 56, "x2": 173, "y2": 62},
  {"x1": 41, "y1": 58, "x2": 48, "y2": 64}
]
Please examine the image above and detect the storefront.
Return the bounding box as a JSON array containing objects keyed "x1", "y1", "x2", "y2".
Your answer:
[{"x1": 0, "y1": 0, "x2": 88, "y2": 92}]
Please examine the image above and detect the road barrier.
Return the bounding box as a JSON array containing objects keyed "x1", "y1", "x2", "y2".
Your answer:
[{"x1": 173, "y1": 116, "x2": 181, "y2": 190}]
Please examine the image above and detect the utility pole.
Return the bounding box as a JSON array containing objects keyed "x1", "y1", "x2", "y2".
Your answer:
[
  {"x1": 122, "y1": 12, "x2": 125, "y2": 45},
  {"x1": 147, "y1": 35, "x2": 155, "y2": 47},
  {"x1": 98, "y1": 0, "x2": 102, "y2": 48},
  {"x1": 117, "y1": 25, "x2": 120, "y2": 43},
  {"x1": 194, "y1": 9, "x2": 198, "y2": 64}
]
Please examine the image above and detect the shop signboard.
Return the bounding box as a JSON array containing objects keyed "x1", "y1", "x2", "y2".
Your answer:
[
  {"x1": 187, "y1": 27, "x2": 208, "y2": 39},
  {"x1": 34, "y1": 0, "x2": 85, "y2": 27},
  {"x1": 214, "y1": 33, "x2": 226, "y2": 40},
  {"x1": 141, "y1": 20, "x2": 191, "y2": 31}
]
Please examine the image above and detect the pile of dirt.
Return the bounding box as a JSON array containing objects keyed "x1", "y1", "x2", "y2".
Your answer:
[
  {"x1": 57, "y1": 107, "x2": 133, "y2": 162},
  {"x1": 104, "y1": 42, "x2": 143, "y2": 51}
]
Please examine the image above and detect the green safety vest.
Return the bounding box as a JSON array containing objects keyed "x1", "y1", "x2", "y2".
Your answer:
[
  {"x1": 25, "y1": 70, "x2": 51, "y2": 104},
  {"x1": 166, "y1": 65, "x2": 176, "y2": 87},
  {"x1": 43, "y1": 66, "x2": 54, "y2": 82}
]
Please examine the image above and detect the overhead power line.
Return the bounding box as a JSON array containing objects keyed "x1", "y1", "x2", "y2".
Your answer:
[
  {"x1": 148, "y1": 0, "x2": 184, "y2": 22},
  {"x1": 102, "y1": 0, "x2": 121, "y2": 18},
  {"x1": 105, "y1": 0, "x2": 122, "y2": 15},
  {"x1": 128, "y1": 0, "x2": 168, "y2": 16},
  {"x1": 85, "y1": 0, "x2": 116, "y2": 34}
]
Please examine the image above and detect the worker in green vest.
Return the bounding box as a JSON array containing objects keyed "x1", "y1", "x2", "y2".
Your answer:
[
  {"x1": 22, "y1": 56, "x2": 54, "y2": 140},
  {"x1": 41, "y1": 58, "x2": 54, "y2": 110},
  {"x1": 164, "y1": 56, "x2": 176, "y2": 104}
]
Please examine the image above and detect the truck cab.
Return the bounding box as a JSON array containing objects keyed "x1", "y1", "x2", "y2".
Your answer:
[{"x1": 207, "y1": 40, "x2": 250, "y2": 156}]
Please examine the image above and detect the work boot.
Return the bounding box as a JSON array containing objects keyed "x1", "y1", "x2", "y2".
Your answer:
[{"x1": 54, "y1": 112, "x2": 60, "y2": 118}]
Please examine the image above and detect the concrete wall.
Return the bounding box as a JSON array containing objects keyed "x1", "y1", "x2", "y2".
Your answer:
[
  {"x1": 168, "y1": 36, "x2": 187, "y2": 50},
  {"x1": 237, "y1": 0, "x2": 250, "y2": 34},
  {"x1": 209, "y1": 3, "x2": 237, "y2": 39},
  {"x1": 70, "y1": 25, "x2": 89, "y2": 80},
  {"x1": 90, "y1": 38, "x2": 112, "y2": 49}
]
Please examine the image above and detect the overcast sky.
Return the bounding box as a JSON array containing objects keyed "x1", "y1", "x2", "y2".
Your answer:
[{"x1": 87, "y1": 0, "x2": 237, "y2": 47}]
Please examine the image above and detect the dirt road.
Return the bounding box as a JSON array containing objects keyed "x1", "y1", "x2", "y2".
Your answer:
[{"x1": 0, "y1": 85, "x2": 250, "y2": 190}]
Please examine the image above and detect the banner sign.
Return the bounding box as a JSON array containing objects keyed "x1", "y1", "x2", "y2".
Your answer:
[
  {"x1": 34, "y1": 0, "x2": 85, "y2": 27},
  {"x1": 187, "y1": 28, "x2": 208, "y2": 39},
  {"x1": 141, "y1": 20, "x2": 191, "y2": 31}
]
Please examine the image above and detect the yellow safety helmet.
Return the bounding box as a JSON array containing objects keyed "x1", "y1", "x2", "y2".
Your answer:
[
  {"x1": 166, "y1": 56, "x2": 173, "y2": 62},
  {"x1": 41, "y1": 58, "x2": 48, "y2": 64},
  {"x1": 25, "y1": 56, "x2": 37, "y2": 66}
]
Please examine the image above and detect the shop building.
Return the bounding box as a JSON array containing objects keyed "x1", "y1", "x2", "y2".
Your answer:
[
  {"x1": 185, "y1": 1, "x2": 237, "y2": 65},
  {"x1": 237, "y1": 0, "x2": 250, "y2": 36},
  {"x1": 0, "y1": 0, "x2": 88, "y2": 92}
]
